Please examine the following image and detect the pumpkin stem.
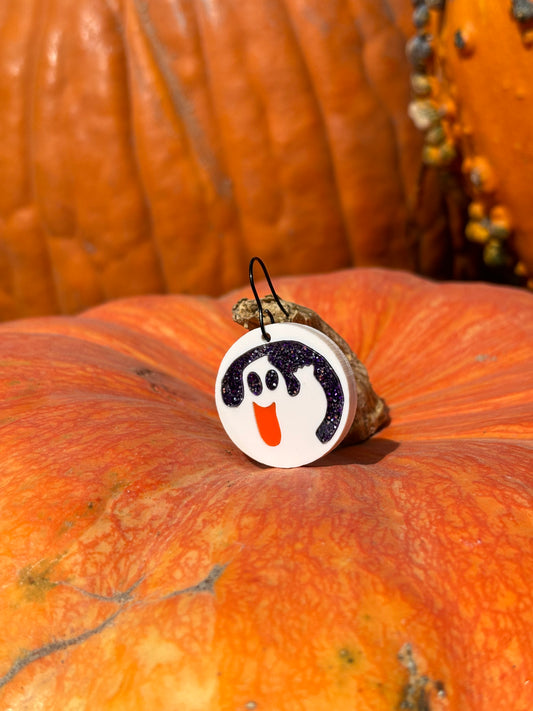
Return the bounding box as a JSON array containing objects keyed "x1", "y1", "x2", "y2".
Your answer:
[{"x1": 231, "y1": 295, "x2": 389, "y2": 444}]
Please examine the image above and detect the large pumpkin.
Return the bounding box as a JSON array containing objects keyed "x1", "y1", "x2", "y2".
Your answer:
[
  {"x1": 0, "y1": 0, "x2": 450, "y2": 321},
  {"x1": 0, "y1": 268, "x2": 532, "y2": 710},
  {"x1": 409, "y1": 0, "x2": 533, "y2": 284}
]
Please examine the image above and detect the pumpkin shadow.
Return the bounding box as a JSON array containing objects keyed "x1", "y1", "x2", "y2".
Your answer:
[{"x1": 317, "y1": 437, "x2": 400, "y2": 467}]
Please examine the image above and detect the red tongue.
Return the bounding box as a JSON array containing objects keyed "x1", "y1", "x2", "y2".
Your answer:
[{"x1": 253, "y1": 402, "x2": 282, "y2": 447}]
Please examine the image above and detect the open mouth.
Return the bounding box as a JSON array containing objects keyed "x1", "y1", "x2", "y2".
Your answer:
[{"x1": 253, "y1": 402, "x2": 281, "y2": 447}]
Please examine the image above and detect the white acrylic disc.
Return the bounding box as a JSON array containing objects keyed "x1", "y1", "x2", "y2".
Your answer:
[{"x1": 215, "y1": 323, "x2": 357, "y2": 468}]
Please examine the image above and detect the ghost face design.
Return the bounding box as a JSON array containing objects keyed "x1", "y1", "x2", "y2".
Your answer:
[
  {"x1": 215, "y1": 323, "x2": 357, "y2": 468},
  {"x1": 242, "y1": 356, "x2": 327, "y2": 452}
]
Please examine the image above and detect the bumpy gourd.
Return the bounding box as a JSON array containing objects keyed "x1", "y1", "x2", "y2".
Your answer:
[{"x1": 408, "y1": 0, "x2": 533, "y2": 286}]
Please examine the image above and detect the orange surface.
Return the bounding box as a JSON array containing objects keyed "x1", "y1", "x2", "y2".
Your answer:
[
  {"x1": 0, "y1": 268, "x2": 531, "y2": 709},
  {"x1": 0, "y1": 0, "x2": 431, "y2": 320}
]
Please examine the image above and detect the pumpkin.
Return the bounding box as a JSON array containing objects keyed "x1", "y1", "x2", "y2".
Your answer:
[
  {"x1": 408, "y1": 0, "x2": 533, "y2": 285},
  {"x1": 0, "y1": 267, "x2": 532, "y2": 710},
  {"x1": 0, "y1": 0, "x2": 458, "y2": 321}
]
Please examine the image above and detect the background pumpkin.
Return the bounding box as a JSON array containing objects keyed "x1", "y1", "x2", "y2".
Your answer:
[
  {"x1": 0, "y1": 268, "x2": 532, "y2": 710},
  {"x1": 409, "y1": 0, "x2": 533, "y2": 285},
  {"x1": 0, "y1": 0, "x2": 464, "y2": 321}
]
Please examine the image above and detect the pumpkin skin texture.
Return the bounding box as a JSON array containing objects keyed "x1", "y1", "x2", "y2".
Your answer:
[
  {"x1": 0, "y1": 0, "x2": 439, "y2": 320},
  {"x1": 0, "y1": 268, "x2": 532, "y2": 710},
  {"x1": 409, "y1": 0, "x2": 533, "y2": 283}
]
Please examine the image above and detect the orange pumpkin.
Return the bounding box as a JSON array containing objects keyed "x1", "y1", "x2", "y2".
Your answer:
[
  {"x1": 0, "y1": 268, "x2": 532, "y2": 710},
  {"x1": 0, "y1": 0, "x2": 445, "y2": 321},
  {"x1": 408, "y1": 0, "x2": 533, "y2": 285}
]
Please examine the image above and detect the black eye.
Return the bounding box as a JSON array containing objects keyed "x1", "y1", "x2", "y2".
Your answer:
[
  {"x1": 265, "y1": 369, "x2": 279, "y2": 391},
  {"x1": 247, "y1": 371, "x2": 262, "y2": 396}
]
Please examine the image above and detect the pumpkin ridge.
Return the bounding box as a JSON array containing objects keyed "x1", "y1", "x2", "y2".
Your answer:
[
  {"x1": 32, "y1": 2, "x2": 89, "y2": 315},
  {"x1": 122, "y1": 1, "x2": 242, "y2": 296},
  {"x1": 277, "y1": 0, "x2": 352, "y2": 253},
  {"x1": 133, "y1": 0, "x2": 232, "y2": 200},
  {"x1": 190, "y1": 0, "x2": 267, "y2": 221},
  {"x1": 350, "y1": 8, "x2": 397, "y2": 143},
  {"x1": 0, "y1": 2, "x2": 60, "y2": 319},
  {"x1": 110, "y1": 4, "x2": 171, "y2": 296},
  {"x1": 347, "y1": 3, "x2": 419, "y2": 264},
  {"x1": 186, "y1": 0, "x2": 252, "y2": 295},
  {"x1": 355, "y1": 15, "x2": 409, "y2": 235}
]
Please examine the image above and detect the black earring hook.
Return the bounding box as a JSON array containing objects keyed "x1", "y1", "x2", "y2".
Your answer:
[{"x1": 249, "y1": 256, "x2": 289, "y2": 342}]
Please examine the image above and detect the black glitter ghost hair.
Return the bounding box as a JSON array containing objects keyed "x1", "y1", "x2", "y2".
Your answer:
[{"x1": 220, "y1": 340, "x2": 345, "y2": 444}]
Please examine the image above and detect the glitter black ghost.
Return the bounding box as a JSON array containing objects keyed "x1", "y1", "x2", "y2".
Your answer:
[{"x1": 220, "y1": 340, "x2": 345, "y2": 444}]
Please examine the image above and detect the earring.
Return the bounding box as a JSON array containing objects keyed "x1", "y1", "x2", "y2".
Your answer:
[{"x1": 215, "y1": 258, "x2": 357, "y2": 468}]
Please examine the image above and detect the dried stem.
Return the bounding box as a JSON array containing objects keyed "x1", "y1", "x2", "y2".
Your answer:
[{"x1": 232, "y1": 295, "x2": 389, "y2": 444}]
